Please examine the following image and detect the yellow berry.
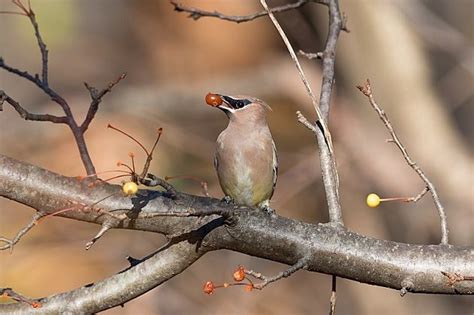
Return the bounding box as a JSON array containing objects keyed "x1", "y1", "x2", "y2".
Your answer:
[
  {"x1": 122, "y1": 182, "x2": 138, "y2": 196},
  {"x1": 366, "y1": 193, "x2": 380, "y2": 208}
]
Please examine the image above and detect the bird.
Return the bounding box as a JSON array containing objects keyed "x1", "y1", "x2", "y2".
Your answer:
[{"x1": 205, "y1": 93, "x2": 278, "y2": 211}]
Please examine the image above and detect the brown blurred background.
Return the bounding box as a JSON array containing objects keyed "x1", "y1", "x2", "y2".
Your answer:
[{"x1": 0, "y1": 0, "x2": 472, "y2": 314}]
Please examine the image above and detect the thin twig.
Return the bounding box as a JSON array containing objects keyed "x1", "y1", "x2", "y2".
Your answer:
[
  {"x1": 357, "y1": 79, "x2": 449, "y2": 245},
  {"x1": 165, "y1": 175, "x2": 210, "y2": 197},
  {"x1": 298, "y1": 50, "x2": 324, "y2": 60},
  {"x1": 0, "y1": 211, "x2": 45, "y2": 251},
  {"x1": 85, "y1": 223, "x2": 113, "y2": 250},
  {"x1": 408, "y1": 187, "x2": 429, "y2": 202},
  {"x1": 0, "y1": 288, "x2": 42, "y2": 308},
  {"x1": 329, "y1": 275, "x2": 337, "y2": 315},
  {"x1": 171, "y1": 0, "x2": 313, "y2": 23},
  {"x1": 244, "y1": 259, "x2": 307, "y2": 289},
  {"x1": 296, "y1": 110, "x2": 318, "y2": 133}
]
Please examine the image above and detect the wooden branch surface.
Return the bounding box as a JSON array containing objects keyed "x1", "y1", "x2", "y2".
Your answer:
[{"x1": 0, "y1": 155, "x2": 472, "y2": 312}]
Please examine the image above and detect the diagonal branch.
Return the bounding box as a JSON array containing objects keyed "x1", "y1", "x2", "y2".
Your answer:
[
  {"x1": 0, "y1": 211, "x2": 45, "y2": 251},
  {"x1": 259, "y1": 0, "x2": 343, "y2": 225},
  {"x1": 0, "y1": 91, "x2": 67, "y2": 123},
  {"x1": 357, "y1": 79, "x2": 449, "y2": 245},
  {"x1": 0, "y1": 240, "x2": 203, "y2": 313}
]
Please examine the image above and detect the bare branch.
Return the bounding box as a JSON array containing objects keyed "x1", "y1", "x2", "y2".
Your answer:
[
  {"x1": 0, "y1": 91, "x2": 68, "y2": 123},
  {"x1": 170, "y1": 0, "x2": 314, "y2": 23},
  {"x1": 85, "y1": 222, "x2": 113, "y2": 250},
  {"x1": 296, "y1": 110, "x2": 318, "y2": 133},
  {"x1": 25, "y1": 1, "x2": 49, "y2": 85},
  {"x1": 81, "y1": 73, "x2": 127, "y2": 132},
  {"x1": 1, "y1": 155, "x2": 472, "y2": 299},
  {"x1": 245, "y1": 259, "x2": 307, "y2": 289},
  {"x1": 329, "y1": 275, "x2": 337, "y2": 315},
  {"x1": 260, "y1": 0, "x2": 332, "y2": 149},
  {"x1": 0, "y1": 211, "x2": 45, "y2": 251},
  {"x1": 0, "y1": 288, "x2": 42, "y2": 309},
  {"x1": 357, "y1": 79, "x2": 449, "y2": 245},
  {"x1": 409, "y1": 186, "x2": 429, "y2": 202},
  {"x1": 298, "y1": 50, "x2": 324, "y2": 60},
  {"x1": 260, "y1": 0, "x2": 343, "y2": 225},
  {"x1": 0, "y1": 2, "x2": 127, "y2": 176},
  {"x1": 0, "y1": 240, "x2": 203, "y2": 313}
]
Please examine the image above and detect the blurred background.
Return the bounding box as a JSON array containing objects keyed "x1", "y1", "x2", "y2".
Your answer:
[{"x1": 0, "y1": 0, "x2": 472, "y2": 314}]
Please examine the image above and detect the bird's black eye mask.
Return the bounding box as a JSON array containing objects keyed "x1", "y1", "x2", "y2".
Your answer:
[{"x1": 221, "y1": 96, "x2": 252, "y2": 109}]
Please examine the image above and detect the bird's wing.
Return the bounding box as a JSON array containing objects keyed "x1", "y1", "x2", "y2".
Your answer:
[
  {"x1": 213, "y1": 153, "x2": 219, "y2": 172},
  {"x1": 271, "y1": 139, "x2": 278, "y2": 195}
]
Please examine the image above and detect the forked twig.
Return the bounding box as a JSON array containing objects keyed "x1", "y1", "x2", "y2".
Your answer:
[
  {"x1": 0, "y1": 1, "x2": 126, "y2": 175},
  {"x1": 0, "y1": 211, "x2": 46, "y2": 252}
]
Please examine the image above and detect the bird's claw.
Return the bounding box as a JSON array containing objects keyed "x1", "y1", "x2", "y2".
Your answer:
[
  {"x1": 222, "y1": 195, "x2": 234, "y2": 204},
  {"x1": 259, "y1": 204, "x2": 275, "y2": 215},
  {"x1": 258, "y1": 200, "x2": 275, "y2": 214}
]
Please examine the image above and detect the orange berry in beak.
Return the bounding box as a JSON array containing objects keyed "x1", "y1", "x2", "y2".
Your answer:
[{"x1": 205, "y1": 93, "x2": 223, "y2": 107}]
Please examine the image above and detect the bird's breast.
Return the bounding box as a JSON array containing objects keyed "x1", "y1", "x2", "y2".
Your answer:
[{"x1": 215, "y1": 127, "x2": 276, "y2": 206}]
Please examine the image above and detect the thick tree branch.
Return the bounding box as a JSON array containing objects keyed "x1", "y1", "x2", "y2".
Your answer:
[
  {"x1": 0, "y1": 154, "x2": 472, "y2": 313},
  {"x1": 0, "y1": 240, "x2": 203, "y2": 314}
]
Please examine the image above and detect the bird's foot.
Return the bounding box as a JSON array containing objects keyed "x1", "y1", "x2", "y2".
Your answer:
[
  {"x1": 221, "y1": 195, "x2": 234, "y2": 204},
  {"x1": 258, "y1": 200, "x2": 275, "y2": 215}
]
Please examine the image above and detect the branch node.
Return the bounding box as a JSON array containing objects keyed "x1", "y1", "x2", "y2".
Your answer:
[
  {"x1": 400, "y1": 277, "x2": 415, "y2": 297},
  {"x1": 298, "y1": 50, "x2": 324, "y2": 60},
  {"x1": 126, "y1": 255, "x2": 141, "y2": 267},
  {"x1": 85, "y1": 222, "x2": 114, "y2": 250},
  {"x1": 296, "y1": 110, "x2": 318, "y2": 133},
  {"x1": 441, "y1": 271, "x2": 474, "y2": 287}
]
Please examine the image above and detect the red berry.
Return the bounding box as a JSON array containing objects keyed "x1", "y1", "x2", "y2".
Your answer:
[
  {"x1": 205, "y1": 93, "x2": 223, "y2": 106},
  {"x1": 203, "y1": 281, "x2": 215, "y2": 294},
  {"x1": 233, "y1": 266, "x2": 245, "y2": 282}
]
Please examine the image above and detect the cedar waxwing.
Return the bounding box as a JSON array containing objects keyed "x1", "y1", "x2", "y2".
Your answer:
[{"x1": 206, "y1": 93, "x2": 278, "y2": 211}]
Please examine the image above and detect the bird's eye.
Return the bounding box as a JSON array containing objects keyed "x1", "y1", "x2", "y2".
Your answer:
[{"x1": 236, "y1": 101, "x2": 244, "y2": 108}]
